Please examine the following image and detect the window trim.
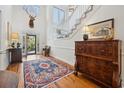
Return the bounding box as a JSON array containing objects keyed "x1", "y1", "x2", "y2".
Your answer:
[{"x1": 52, "y1": 6, "x2": 65, "y2": 26}]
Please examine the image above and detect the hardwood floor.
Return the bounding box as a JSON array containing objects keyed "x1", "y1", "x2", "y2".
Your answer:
[{"x1": 7, "y1": 55, "x2": 99, "y2": 88}]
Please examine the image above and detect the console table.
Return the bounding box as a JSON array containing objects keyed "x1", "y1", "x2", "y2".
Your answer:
[{"x1": 8, "y1": 48, "x2": 22, "y2": 64}]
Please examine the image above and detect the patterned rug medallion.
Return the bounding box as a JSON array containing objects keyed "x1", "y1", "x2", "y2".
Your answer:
[{"x1": 24, "y1": 59, "x2": 73, "y2": 88}]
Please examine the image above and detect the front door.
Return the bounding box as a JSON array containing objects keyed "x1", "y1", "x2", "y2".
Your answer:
[{"x1": 27, "y1": 34, "x2": 36, "y2": 55}]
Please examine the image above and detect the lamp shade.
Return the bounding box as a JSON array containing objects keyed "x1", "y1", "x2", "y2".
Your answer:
[
  {"x1": 11, "y1": 32, "x2": 19, "y2": 42},
  {"x1": 83, "y1": 25, "x2": 90, "y2": 32}
]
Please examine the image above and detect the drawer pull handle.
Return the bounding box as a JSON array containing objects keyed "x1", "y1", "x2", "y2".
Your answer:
[{"x1": 78, "y1": 48, "x2": 82, "y2": 50}]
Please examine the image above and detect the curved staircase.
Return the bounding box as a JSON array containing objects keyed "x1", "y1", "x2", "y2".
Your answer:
[{"x1": 56, "y1": 5, "x2": 93, "y2": 39}]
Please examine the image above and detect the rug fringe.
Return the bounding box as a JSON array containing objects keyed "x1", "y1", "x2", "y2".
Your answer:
[{"x1": 42, "y1": 71, "x2": 74, "y2": 88}]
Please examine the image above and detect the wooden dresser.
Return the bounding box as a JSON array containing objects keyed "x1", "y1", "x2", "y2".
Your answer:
[{"x1": 75, "y1": 40, "x2": 122, "y2": 87}]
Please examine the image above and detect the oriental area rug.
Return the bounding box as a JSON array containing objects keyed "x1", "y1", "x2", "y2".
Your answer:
[{"x1": 24, "y1": 59, "x2": 74, "y2": 88}]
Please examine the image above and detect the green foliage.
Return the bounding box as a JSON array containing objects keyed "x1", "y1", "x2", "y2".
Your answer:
[{"x1": 27, "y1": 36, "x2": 35, "y2": 51}]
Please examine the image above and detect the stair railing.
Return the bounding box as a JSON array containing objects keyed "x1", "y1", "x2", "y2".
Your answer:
[{"x1": 56, "y1": 5, "x2": 93, "y2": 39}]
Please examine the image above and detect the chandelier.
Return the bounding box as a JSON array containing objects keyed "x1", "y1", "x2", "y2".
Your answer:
[{"x1": 23, "y1": 5, "x2": 40, "y2": 28}]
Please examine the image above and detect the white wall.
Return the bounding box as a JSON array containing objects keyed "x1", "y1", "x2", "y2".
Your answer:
[
  {"x1": 46, "y1": 5, "x2": 124, "y2": 87},
  {"x1": 12, "y1": 6, "x2": 47, "y2": 54},
  {"x1": 0, "y1": 5, "x2": 47, "y2": 70},
  {"x1": 0, "y1": 6, "x2": 12, "y2": 70}
]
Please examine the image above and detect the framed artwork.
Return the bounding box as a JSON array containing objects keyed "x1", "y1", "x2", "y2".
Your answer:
[{"x1": 87, "y1": 18, "x2": 114, "y2": 40}]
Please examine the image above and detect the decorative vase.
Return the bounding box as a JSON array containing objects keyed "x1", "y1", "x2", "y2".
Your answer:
[
  {"x1": 83, "y1": 34, "x2": 88, "y2": 41},
  {"x1": 11, "y1": 42, "x2": 15, "y2": 48},
  {"x1": 17, "y1": 42, "x2": 21, "y2": 48}
]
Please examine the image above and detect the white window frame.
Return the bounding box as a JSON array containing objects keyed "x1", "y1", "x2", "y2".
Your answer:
[{"x1": 52, "y1": 6, "x2": 65, "y2": 26}]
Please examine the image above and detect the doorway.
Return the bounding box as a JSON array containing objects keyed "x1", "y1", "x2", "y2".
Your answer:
[{"x1": 27, "y1": 34, "x2": 36, "y2": 55}]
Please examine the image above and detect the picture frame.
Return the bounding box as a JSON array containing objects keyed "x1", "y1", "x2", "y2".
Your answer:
[{"x1": 87, "y1": 18, "x2": 114, "y2": 40}]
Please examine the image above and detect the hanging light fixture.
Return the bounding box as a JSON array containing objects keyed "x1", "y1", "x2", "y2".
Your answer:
[{"x1": 23, "y1": 5, "x2": 40, "y2": 28}]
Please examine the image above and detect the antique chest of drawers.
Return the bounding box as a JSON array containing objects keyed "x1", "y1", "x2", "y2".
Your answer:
[{"x1": 75, "y1": 40, "x2": 122, "y2": 87}]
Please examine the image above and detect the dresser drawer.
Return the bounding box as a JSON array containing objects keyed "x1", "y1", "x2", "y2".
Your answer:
[
  {"x1": 75, "y1": 42, "x2": 114, "y2": 59},
  {"x1": 77, "y1": 56, "x2": 113, "y2": 86},
  {"x1": 92, "y1": 42, "x2": 113, "y2": 59},
  {"x1": 75, "y1": 42, "x2": 93, "y2": 54},
  {"x1": 75, "y1": 42, "x2": 84, "y2": 54}
]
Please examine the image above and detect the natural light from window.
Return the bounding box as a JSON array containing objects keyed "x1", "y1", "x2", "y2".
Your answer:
[{"x1": 53, "y1": 7, "x2": 65, "y2": 25}]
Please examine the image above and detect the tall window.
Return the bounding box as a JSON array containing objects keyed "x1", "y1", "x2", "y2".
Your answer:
[{"x1": 53, "y1": 7, "x2": 65, "y2": 25}]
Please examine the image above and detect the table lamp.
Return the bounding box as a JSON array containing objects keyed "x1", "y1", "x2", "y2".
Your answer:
[
  {"x1": 83, "y1": 25, "x2": 90, "y2": 40},
  {"x1": 11, "y1": 32, "x2": 19, "y2": 48}
]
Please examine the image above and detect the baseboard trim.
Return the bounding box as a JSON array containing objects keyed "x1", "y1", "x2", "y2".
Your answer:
[
  {"x1": 0, "y1": 64, "x2": 9, "y2": 70},
  {"x1": 52, "y1": 46, "x2": 74, "y2": 50},
  {"x1": 51, "y1": 55, "x2": 74, "y2": 66}
]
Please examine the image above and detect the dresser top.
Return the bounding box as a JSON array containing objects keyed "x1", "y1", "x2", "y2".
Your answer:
[{"x1": 75, "y1": 40, "x2": 120, "y2": 42}]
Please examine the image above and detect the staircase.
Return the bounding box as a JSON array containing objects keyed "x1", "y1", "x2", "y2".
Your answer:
[{"x1": 56, "y1": 5, "x2": 93, "y2": 39}]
